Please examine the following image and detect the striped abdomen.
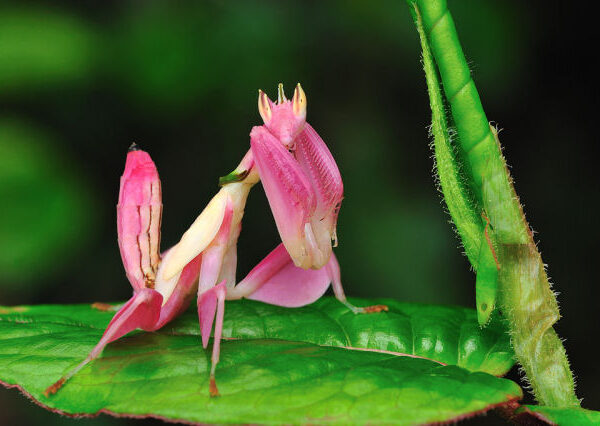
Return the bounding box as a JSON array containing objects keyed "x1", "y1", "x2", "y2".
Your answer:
[{"x1": 117, "y1": 146, "x2": 162, "y2": 290}]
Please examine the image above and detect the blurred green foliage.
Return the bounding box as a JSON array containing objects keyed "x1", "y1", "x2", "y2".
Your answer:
[
  {"x1": 0, "y1": 118, "x2": 96, "y2": 293},
  {"x1": 111, "y1": 2, "x2": 302, "y2": 112},
  {"x1": 0, "y1": 1, "x2": 598, "y2": 424},
  {"x1": 0, "y1": 7, "x2": 97, "y2": 93}
]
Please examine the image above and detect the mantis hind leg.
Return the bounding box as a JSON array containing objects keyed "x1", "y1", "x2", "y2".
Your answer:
[
  {"x1": 234, "y1": 243, "x2": 388, "y2": 314},
  {"x1": 44, "y1": 289, "x2": 163, "y2": 396},
  {"x1": 327, "y1": 253, "x2": 388, "y2": 314},
  {"x1": 198, "y1": 281, "x2": 227, "y2": 397}
]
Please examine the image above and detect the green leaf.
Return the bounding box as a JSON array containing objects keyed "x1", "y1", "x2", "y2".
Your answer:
[
  {"x1": 1, "y1": 298, "x2": 514, "y2": 375},
  {"x1": 515, "y1": 405, "x2": 600, "y2": 426},
  {"x1": 0, "y1": 298, "x2": 520, "y2": 424}
]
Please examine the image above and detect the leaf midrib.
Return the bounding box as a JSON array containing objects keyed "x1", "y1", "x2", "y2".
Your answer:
[{"x1": 1, "y1": 312, "x2": 453, "y2": 366}]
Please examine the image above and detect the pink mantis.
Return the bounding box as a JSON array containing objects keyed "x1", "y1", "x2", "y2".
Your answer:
[{"x1": 44, "y1": 84, "x2": 387, "y2": 398}]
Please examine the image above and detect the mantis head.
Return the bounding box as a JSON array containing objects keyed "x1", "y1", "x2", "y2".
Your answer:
[{"x1": 258, "y1": 83, "x2": 307, "y2": 147}]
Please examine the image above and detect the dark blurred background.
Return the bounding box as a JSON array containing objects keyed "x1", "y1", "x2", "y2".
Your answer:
[{"x1": 1, "y1": 1, "x2": 597, "y2": 424}]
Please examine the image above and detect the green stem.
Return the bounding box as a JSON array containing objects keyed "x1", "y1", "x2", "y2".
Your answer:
[
  {"x1": 409, "y1": 1, "x2": 498, "y2": 325},
  {"x1": 407, "y1": 0, "x2": 579, "y2": 407},
  {"x1": 411, "y1": 1, "x2": 483, "y2": 268}
]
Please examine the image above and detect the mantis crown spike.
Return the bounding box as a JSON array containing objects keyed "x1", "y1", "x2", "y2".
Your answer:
[
  {"x1": 258, "y1": 89, "x2": 272, "y2": 123},
  {"x1": 292, "y1": 83, "x2": 307, "y2": 118},
  {"x1": 277, "y1": 83, "x2": 287, "y2": 104}
]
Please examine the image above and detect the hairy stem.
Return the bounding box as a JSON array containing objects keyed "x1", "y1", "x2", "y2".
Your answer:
[
  {"x1": 410, "y1": 1, "x2": 483, "y2": 268},
  {"x1": 407, "y1": 0, "x2": 578, "y2": 407}
]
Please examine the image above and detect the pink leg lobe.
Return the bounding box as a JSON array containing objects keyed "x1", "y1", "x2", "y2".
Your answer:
[
  {"x1": 44, "y1": 289, "x2": 162, "y2": 396},
  {"x1": 239, "y1": 243, "x2": 331, "y2": 307}
]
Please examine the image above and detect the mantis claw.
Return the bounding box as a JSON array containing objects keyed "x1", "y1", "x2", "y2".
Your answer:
[
  {"x1": 43, "y1": 378, "x2": 65, "y2": 397},
  {"x1": 209, "y1": 376, "x2": 220, "y2": 397},
  {"x1": 343, "y1": 302, "x2": 389, "y2": 314}
]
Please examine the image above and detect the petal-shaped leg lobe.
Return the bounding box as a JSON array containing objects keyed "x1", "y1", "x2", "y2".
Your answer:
[
  {"x1": 154, "y1": 252, "x2": 202, "y2": 329},
  {"x1": 198, "y1": 286, "x2": 219, "y2": 349},
  {"x1": 251, "y1": 126, "x2": 316, "y2": 269},
  {"x1": 228, "y1": 242, "x2": 291, "y2": 299},
  {"x1": 237, "y1": 243, "x2": 331, "y2": 307},
  {"x1": 220, "y1": 239, "x2": 239, "y2": 290},
  {"x1": 44, "y1": 289, "x2": 163, "y2": 396},
  {"x1": 97, "y1": 288, "x2": 163, "y2": 339},
  {"x1": 197, "y1": 196, "x2": 234, "y2": 294},
  {"x1": 197, "y1": 195, "x2": 233, "y2": 348}
]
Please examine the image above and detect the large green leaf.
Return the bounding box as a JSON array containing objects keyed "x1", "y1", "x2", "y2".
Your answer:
[
  {"x1": 0, "y1": 298, "x2": 520, "y2": 424},
  {"x1": 1, "y1": 297, "x2": 514, "y2": 375},
  {"x1": 514, "y1": 405, "x2": 600, "y2": 426}
]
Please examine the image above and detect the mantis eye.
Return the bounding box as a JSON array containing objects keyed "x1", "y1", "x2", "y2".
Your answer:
[
  {"x1": 292, "y1": 83, "x2": 307, "y2": 119},
  {"x1": 258, "y1": 89, "x2": 273, "y2": 123}
]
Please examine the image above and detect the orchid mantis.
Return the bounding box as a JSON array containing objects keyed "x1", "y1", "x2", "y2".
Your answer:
[
  {"x1": 45, "y1": 84, "x2": 386, "y2": 398},
  {"x1": 162, "y1": 83, "x2": 387, "y2": 394}
]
